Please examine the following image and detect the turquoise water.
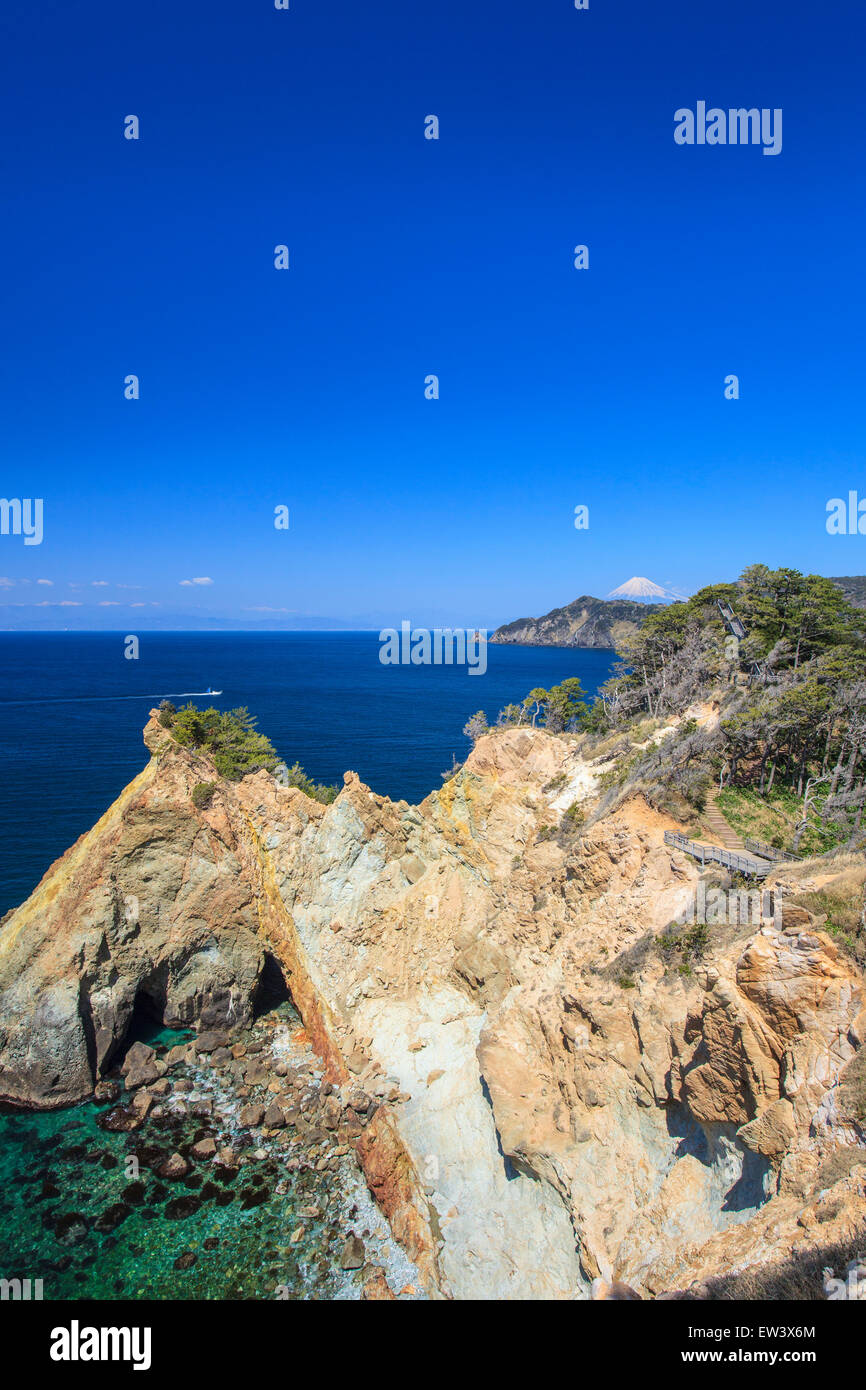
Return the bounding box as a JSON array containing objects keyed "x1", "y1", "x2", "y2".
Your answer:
[
  {"x1": 0, "y1": 1008, "x2": 419, "y2": 1300},
  {"x1": 0, "y1": 631, "x2": 607, "y2": 1295}
]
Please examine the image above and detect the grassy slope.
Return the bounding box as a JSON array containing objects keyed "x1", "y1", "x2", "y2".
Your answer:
[{"x1": 716, "y1": 786, "x2": 843, "y2": 857}]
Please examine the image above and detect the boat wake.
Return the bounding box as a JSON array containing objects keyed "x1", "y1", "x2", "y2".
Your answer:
[{"x1": 0, "y1": 690, "x2": 224, "y2": 708}]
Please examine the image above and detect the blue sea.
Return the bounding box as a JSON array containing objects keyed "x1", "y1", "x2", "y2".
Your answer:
[
  {"x1": 0, "y1": 630, "x2": 617, "y2": 1300},
  {"x1": 0, "y1": 632, "x2": 617, "y2": 918}
]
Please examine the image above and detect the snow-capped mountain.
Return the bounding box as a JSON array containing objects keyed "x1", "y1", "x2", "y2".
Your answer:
[{"x1": 607, "y1": 576, "x2": 684, "y2": 603}]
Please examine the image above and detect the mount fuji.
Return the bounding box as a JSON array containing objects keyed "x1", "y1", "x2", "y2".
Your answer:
[{"x1": 606, "y1": 577, "x2": 685, "y2": 603}]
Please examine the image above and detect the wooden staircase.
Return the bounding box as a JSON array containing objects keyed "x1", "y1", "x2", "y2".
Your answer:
[
  {"x1": 701, "y1": 790, "x2": 748, "y2": 853},
  {"x1": 665, "y1": 791, "x2": 775, "y2": 879}
]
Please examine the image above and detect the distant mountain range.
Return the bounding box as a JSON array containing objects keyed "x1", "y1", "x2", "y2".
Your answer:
[{"x1": 490, "y1": 576, "x2": 866, "y2": 649}]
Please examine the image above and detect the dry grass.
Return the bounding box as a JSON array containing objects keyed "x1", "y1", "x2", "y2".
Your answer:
[
  {"x1": 788, "y1": 873, "x2": 866, "y2": 965},
  {"x1": 671, "y1": 1234, "x2": 866, "y2": 1300}
]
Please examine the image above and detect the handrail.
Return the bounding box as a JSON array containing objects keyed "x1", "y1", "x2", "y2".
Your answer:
[
  {"x1": 743, "y1": 837, "x2": 801, "y2": 864},
  {"x1": 664, "y1": 830, "x2": 771, "y2": 878}
]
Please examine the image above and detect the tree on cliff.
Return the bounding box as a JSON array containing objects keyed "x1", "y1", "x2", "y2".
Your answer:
[
  {"x1": 463, "y1": 710, "x2": 489, "y2": 742},
  {"x1": 169, "y1": 705, "x2": 281, "y2": 781},
  {"x1": 583, "y1": 564, "x2": 866, "y2": 848},
  {"x1": 167, "y1": 704, "x2": 339, "y2": 800},
  {"x1": 517, "y1": 679, "x2": 587, "y2": 732}
]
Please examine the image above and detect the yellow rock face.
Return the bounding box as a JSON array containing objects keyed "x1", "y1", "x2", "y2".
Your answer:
[{"x1": 0, "y1": 716, "x2": 863, "y2": 1299}]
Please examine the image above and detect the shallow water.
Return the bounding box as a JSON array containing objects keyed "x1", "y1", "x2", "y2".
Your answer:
[{"x1": 0, "y1": 1006, "x2": 421, "y2": 1301}]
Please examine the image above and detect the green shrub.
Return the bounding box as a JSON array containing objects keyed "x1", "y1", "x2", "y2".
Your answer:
[
  {"x1": 543, "y1": 772, "x2": 568, "y2": 794},
  {"x1": 657, "y1": 918, "x2": 711, "y2": 967},
  {"x1": 276, "y1": 761, "x2": 339, "y2": 805},
  {"x1": 169, "y1": 705, "x2": 280, "y2": 782},
  {"x1": 191, "y1": 781, "x2": 216, "y2": 810},
  {"x1": 793, "y1": 885, "x2": 865, "y2": 965},
  {"x1": 158, "y1": 699, "x2": 176, "y2": 729},
  {"x1": 440, "y1": 756, "x2": 464, "y2": 782},
  {"x1": 684, "y1": 921, "x2": 710, "y2": 957}
]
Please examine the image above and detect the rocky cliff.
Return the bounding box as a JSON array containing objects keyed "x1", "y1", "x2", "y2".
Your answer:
[
  {"x1": 491, "y1": 594, "x2": 650, "y2": 648},
  {"x1": 1, "y1": 711, "x2": 864, "y2": 1299},
  {"x1": 832, "y1": 576, "x2": 866, "y2": 610}
]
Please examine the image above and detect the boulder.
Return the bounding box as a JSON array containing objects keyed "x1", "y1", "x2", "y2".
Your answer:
[
  {"x1": 155, "y1": 1152, "x2": 191, "y2": 1180},
  {"x1": 340, "y1": 1233, "x2": 366, "y2": 1270},
  {"x1": 120, "y1": 1042, "x2": 160, "y2": 1091}
]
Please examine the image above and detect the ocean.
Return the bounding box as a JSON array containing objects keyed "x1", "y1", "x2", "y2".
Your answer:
[
  {"x1": 0, "y1": 1004, "x2": 424, "y2": 1301},
  {"x1": 0, "y1": 630, "x2": 618, "y2": 1300},
  {"x1": 0, "y1": 631, "x2": 618, "y2": 918}
]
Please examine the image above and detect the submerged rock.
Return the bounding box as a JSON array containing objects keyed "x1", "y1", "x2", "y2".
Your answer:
[
  {"x1": 97, "y1": 1107, "x2": 143, "y2": 1134},
  {"x1": 94, "y1": 1202, "x2": 132, "y2": 1233},
  {"x1": 53, "y1": 1212, "x2": 90, "y2": 1246},
  {"x1": 3, "y1": 710, "x2": 863, "y2": 1301},
  {"x1": 155, "y1": 1152, "x2": 191, "y2": 1181},
  {"x1": 165, "y1": 1194, "x2": 201, "y2": 1220}
]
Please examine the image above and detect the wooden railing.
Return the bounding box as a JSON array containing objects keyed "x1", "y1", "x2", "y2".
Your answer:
[
  {"x1": 664, "y1": 830, "x2": 771, "y2": 878},
  {"x1": 743, "y1": 837, "x2": 801, "y2": 864}
]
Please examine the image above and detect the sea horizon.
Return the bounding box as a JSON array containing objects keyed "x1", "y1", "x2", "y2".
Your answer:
[{"x1": 0, "y1": 631, "x2": 618, "y2": 917}]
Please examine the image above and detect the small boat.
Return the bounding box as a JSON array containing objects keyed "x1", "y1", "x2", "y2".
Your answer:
[{"x1": 205, "y1": 687, "x2": 223, "y2": 696}]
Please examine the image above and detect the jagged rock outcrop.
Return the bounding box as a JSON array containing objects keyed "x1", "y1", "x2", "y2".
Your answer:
[
  {"x1": 0, "y1": 713, "x2": 864, "y2": 1299},
  {"x1": 0, "y1": 724, "x2": 264, "y2": 1110},
  {"x1": 490, "y1": 594, "x2": 648, "y2": 648}
]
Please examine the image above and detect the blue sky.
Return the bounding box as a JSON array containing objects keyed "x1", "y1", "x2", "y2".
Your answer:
[{"x1": 1, "y1": 0, "x2": 864, "y2": 629}]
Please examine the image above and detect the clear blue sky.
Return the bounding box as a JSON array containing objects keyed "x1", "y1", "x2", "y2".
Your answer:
[{"x1": 1, "y1": 0, "x2": 864, "y2": 630}]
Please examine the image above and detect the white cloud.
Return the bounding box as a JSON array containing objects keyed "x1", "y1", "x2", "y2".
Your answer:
[
  {"x1": 0, "y1": 577, "x2": 14, "y2": 588},
  {"x1": 179, "y1": 576, "x2": 214, "y2": 587},
  {"x1": 37, "y1": 578, "x2": 53, "y2": 586},
  {"x1": 92, "y1": 580, "x2": 109, "y2": 587}
]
